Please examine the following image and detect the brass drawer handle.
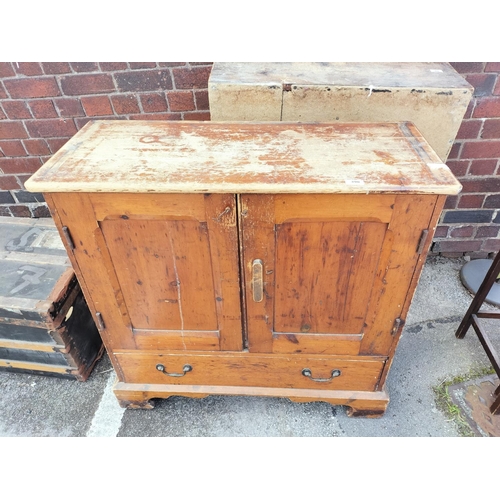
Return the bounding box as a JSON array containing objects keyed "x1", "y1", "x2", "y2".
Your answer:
[
  {"x1": 252, "y1": 259, "x2": 264, "y2": 302},
  {"x1": 156, "y1": 364, "x2": 192, "y2": 377},
  {"x1": 302, "y1": 368, "x2": 342, "y2": 382}
]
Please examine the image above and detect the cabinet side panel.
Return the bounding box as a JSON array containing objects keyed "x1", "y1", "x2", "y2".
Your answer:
[
  {"x1": 360, "y1": 195, "x2": 438, "y2": 356},
  {"x1": 46, "y1": 193, "x2": 134, "y2": 375},
  {"x1": 377, "y1": 195, "x2": 446, "y2": 388}
]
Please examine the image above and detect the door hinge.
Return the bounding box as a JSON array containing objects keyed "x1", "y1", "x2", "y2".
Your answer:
[
  {"x1": 62, "y1": 226, "x2": 75, "y2": 250},
  {"x1": 416, "y1": 229, "x2": 429, "y2": 254},
  {"x1": 95, "y1": 312, "x2": 106, "y2": 330},
  {"x1": 391, "y1": 317, "x2": 404, "y2": 336}
]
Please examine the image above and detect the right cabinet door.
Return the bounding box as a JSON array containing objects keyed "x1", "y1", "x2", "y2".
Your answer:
[{"x1": 240, "y1": 193, "x2": 438, "y2": 356}]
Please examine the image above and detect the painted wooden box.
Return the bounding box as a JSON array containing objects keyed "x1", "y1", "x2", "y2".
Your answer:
[
  {"x1": 208, "y1": 62, "x2": 473, "y2": 161},
  {"x1": 0, "y1": 217, "x2": 104, "y2": 380}
]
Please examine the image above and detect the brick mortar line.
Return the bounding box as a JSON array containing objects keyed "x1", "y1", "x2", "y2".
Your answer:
[
  {"x1": 454, "y1": 139, "x2": 500, "y2": 145},
  {"x1": 135, "y1": 91, "x2": 146, "y2": 115},
  {"x1": 14, "y1": 174, "x2": 28, "y2": 189},
  {"x1": 1, "y1": 70, "x2": 211, "y2": 105},
  {"x1": 107, "y1": 94, "x2": 119, "y2": 117},
  {"x1": 108, "y1": 72, "x2": 120, "y2": 106},
  {"x1": 1, "y1": 63, "x2": 204, "y2": 81},
  {"x1": 0, "y1": 109, "x2": 211, "y2": 143},
  {"x1": 454, "y1": 200, "x2": 499, "y2": 210},
  {"x1": 0, "y1": 88, "x2": 209, "y2": 101},
  {"x1": 0, "y1": 197, "x2": 46, "y2": 203},
  {"x1": 168, "y1": 66, "x2": 176, "y2": 92},
  {"x1": 0, "y1": 89, "x2": 210, "y2": 120},
  {"x1": 455, "y1": 173, "x2": 500, "y2": 178}
]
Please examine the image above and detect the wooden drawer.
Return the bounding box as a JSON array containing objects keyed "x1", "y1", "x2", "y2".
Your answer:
[{"x1": 114, "y1": 351, "x2": 387, "y2": 392}]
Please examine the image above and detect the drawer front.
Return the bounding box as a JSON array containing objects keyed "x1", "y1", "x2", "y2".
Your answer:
[{"x1": 114, "y1": 351, "x2": 386, "y2": 392}]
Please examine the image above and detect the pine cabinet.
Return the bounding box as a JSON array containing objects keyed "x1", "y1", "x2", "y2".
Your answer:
[{"x1": 25, "y1": 120, "x2": 461, "y2": 417}]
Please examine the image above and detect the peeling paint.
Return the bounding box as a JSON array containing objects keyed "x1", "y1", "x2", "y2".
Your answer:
[{"x1": 25, "y1": 121, "x2": 461, "y2": 196}]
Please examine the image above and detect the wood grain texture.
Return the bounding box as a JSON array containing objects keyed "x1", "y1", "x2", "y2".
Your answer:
[
  {"x1": 100, "y1": 218, "x2": 218, "y2": 331},
  {"x1": 360, "y1": 194, "x2": 438, "y2": 355},
  {"x1": 273, "y1": 220, "x2": 386, "y2": 335},
  {"x1": 240, "y1": 194, "x2": 275, "y2": 353},
  {"x1": 90, "y1": 192, "x2": 207, "y2": 222},
  {"x1": 33, "y1": 120, "x2": 455, "y2": 413},
  {"x1": 25, "y1": 121, "x2": 461, "y2": 195},
  {"x1": 49, "y1": 192, "x2": 243, "y2": 357},
  {"x1": 47, "y1": 193, "x2": 136, "y2": 356},
  {"x1": 114, "y1": 381, "x2": 390, "y2": 417},
  {"x1": 271, "y1": 333, "x2": 361, "y2": 355},
  {"x1": 242, "y1": 193, "x2": 402, "y2": 356},
  {"x1": 0, "y1": 339, "x2": 62, "y2": 352},
  {"x1": 0, "y1": 358, "x2": 73, "y2": 375},
  {"x1": 133, "y1": 329, "x2": 219, "y2": 351},
  {"x1": 114, "y1": 350, "x2": 386, "y2": 391},
  {"x1": 377, "y1": 195, "x2": 446, "y2": 388},
  {"x1": 205, "y1": 194, "x2": 243, "y2": 351},
  {"x1": 274, "y1": 193, "x2": 395, "y2": 224}
]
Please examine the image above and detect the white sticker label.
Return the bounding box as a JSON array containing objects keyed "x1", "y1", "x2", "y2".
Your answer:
[
  {"x1": 345, "y1": 179, "x2": 365, "y2": 185},
  {"x1": 430, "y1": 69, "x2": 443, "y2": 73}
]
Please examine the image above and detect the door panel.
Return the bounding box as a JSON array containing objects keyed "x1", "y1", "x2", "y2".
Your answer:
[
  {"x1": 50, "y1": 192, "x2": 242, "y2": 352},
  {"x1": 100, "y1": 219, "x2": 218, "y2": 331},
  {"x1": 241, "y1": 193, "x2": 437, "y2": 356},
  {"x1": 274, "y1": 221, "x2": 386, "y2": 334}
]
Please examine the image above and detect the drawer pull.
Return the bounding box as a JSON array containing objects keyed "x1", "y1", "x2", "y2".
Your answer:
[
  {"x1": 156, "y1": 363, "x2": 192, "y2": 377},
  {"x1": 302, "y1": 368, "x2": 341, "y2": 382}
]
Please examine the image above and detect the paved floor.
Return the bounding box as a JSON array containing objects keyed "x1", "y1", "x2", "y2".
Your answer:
[
  {"x1": 0, "y1": 256, "x2": 498, "y2": 437},
  {"x1": 449, "y1": 374, "x2": 500, "y2": 436}
]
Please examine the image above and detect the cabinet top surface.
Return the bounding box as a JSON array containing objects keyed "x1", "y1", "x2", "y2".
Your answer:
[
  {"x1": 209, "y1": 62, "x2": 472, "y2": 90},
  {"x1": 25, "y1": 120, "x2": 461, "y2": 195}
]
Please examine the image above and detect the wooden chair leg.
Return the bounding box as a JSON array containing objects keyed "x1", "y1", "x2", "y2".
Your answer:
[
  {"x1": 456, "y1": 251, "x2": 500, "y2": 339},
  {"x1": 490, "y1": 386, "x2": 500, "y2": 415}
]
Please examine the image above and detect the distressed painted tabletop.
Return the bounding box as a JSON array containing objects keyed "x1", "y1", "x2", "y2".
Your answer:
[{"x1": 25, "y1": 120, "x2": 462, "y2": 195}]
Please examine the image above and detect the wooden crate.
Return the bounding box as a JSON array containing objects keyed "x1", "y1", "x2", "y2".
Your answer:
[
  {"x1": 0, "y1": 217, "x2": 104, "y2": 380},
  {"x1": 208, "y1": 62, "x2": 473, "y2": 161}
]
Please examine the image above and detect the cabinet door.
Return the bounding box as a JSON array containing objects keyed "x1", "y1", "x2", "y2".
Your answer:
[
  {"x1": 241, "y1": 193, "x2": 438, "y2": 356},
  {"x1": 48, "y1": 192, "x2": 242, "y2": 352}
]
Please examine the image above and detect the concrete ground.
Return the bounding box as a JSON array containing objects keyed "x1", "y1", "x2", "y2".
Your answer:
[{"x1": 0, "y1": 255, "x2": 498, "y2": 437}]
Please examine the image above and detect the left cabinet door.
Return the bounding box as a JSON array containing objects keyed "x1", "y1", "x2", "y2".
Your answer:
[{"x1": 47, "y1": 192, "x2": 243, "y2": 352}]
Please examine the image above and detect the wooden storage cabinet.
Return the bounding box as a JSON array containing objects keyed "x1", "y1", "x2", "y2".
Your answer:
[{"x1": 26, "y1": 120, "x2": 461, "y2": 416}]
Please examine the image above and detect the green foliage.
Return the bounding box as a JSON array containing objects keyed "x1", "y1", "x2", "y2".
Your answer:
[{"x1": 432, "y1": 366, "x2": 495, "y2": 437}]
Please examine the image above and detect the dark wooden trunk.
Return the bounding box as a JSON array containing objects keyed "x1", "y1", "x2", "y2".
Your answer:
[{"x1": 0, "y1": 217, "x2": 104, "y2": 380}]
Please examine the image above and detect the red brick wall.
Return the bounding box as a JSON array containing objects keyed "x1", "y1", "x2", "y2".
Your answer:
[
  {"x1": 432, "y1": 62, "x2": 500, "y2": 258},
  {"x1": 1, "y1": 61, "x2": 499, "y2": 259},
  {"x1": 0, "y1": 62, "x2": 212, "y2": 217}
]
